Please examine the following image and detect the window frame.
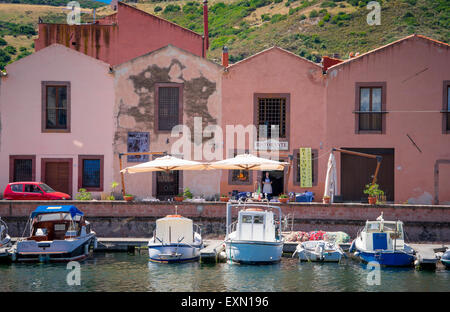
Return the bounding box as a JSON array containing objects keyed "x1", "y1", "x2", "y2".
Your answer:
[
  {"x1": 443, "y1": 81, "x2": 450, "y2": 134},
  {"x1": 154, "y1": 83, "x2": 184, "y2": 133},
  {"x1": 228, "y1": 149, "x2": 253, "y2": 185},
  {"x1": 253, "y1": 93, "x2": 290, "y2": 142},
  {"x1": 78, "y1": 155, "x2": 104, "y2": 192},
  {"x1": 354, "y1": 82, "x2": 387, "y2": 134},
  {"x1": 293, "y1": 149, "x2": 318, "y2": 187},
  {"x1": 9, "y1": 155, "x2": 36, "y2": 182},
  {"x1": 41, "y1": 81, "x2": 71, "y2": 133}
]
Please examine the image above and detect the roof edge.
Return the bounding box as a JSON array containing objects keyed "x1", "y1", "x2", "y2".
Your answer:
[
  {"x1": 326, "y1": 34, "x2": 449, "y2": 72},
  {"x1": 227, "y1": 46, "x2": 322, "y2": 70}
]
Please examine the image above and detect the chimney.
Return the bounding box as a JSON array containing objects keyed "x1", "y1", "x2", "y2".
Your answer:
[
  {"x1": 203, "y1": 0, "x2": 209, "y2": 51},
  {"x1": 222, "y1": 46, "x2": 229, "y2": 68}
]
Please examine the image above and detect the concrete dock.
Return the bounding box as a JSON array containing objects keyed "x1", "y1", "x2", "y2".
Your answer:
[
  {"x1": 410, "y1": 243, "x2": 449, "y2": 269},
  {"x1": 200, "y1": 240, "x2": 226, "y2": 263}
]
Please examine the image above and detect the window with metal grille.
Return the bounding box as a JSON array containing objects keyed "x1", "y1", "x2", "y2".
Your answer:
[
  {"x1": 13, "y1": 159, "x2": 33, "y2": 181},
  {"x1": 46, "y1": 85, "x2": 68, "y2": 129},
  {"x1": 82, "y1": 159, "x2": 100, "y2": 188},
  {"x1": 257, "y1": 98, "x2": 286, "y2": 138},
  {"x1": 158, "y1": 87, "x2": 180, "y2": 131},
  {"x1": 296, "y1": 151, "x2": 316, "y2": 185},
  {"x1": 358, "y1": 87, "x2": 382, "y2": 131}
]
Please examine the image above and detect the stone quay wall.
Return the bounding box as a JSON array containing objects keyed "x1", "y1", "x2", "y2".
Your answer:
[{"x1": 1, "y1": 201, "x2": 449, "y2": 242}]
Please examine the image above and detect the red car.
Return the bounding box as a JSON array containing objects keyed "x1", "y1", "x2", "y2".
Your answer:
[{"x1": 3, "y1": 182, "x2": 71, "y2": 200}]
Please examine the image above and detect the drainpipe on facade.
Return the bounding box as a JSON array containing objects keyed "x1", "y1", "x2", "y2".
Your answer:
[{"x1": 203, "y1": 0, "x2": 209, "y2": 57}]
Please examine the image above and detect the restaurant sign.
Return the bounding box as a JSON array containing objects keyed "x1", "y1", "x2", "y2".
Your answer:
[{"x1": 254, "y1": 140, "x2": 289, "y2": 151}]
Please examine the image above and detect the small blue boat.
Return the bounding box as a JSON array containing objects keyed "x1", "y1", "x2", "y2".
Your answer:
[
  {"x1": 441, "y1": 249, "x2": 450, "y2": 269},
  {"x1": 349, "y1": 212, "x2": 415, "y2": 267}
]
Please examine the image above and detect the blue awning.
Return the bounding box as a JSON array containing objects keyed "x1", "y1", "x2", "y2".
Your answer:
[{"x1": 31, "y1": 205, "x2": 84, "y2": 219}]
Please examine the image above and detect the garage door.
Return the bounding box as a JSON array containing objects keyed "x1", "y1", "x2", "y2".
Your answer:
[{"x1": 341, "y1": 148, "x2": 394, "y2": 202}]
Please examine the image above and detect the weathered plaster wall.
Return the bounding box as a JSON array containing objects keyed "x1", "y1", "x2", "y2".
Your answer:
[
  {"x1": 221, "y1": 47, "x2": 327, "y2": 198},
  {"x1": 0, "y1": 44, "x2": 115, "y2": 197},
  {"x1": 113, "y1": 45, "x2": 223, "y2": 198},
  {"x1": 326, "y1": 36, "x2": 450, "y2": 204}
]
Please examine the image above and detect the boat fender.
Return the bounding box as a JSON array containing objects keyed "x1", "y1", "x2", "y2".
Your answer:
[
  {"x1": 11, "y1": 252, "x2": 17, "y2": 262},
  {"x1": 94, "y1": 237, "x2": 98, "y2": 249},
  {"x1": 84, "y1": 244, "x2": 89, "y2": 255}
]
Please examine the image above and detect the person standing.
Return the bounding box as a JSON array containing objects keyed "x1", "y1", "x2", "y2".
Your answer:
[{"x1": 262, "y1": 172, "x2": 273, "y2": 200}]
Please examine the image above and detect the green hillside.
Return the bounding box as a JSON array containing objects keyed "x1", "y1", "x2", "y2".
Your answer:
[
  {"x1": 0, "y1": 0, "x2": 448, "y2": 69},
  {"x1": 155, "y1": 0, "x2": 449, "y2": 63}
]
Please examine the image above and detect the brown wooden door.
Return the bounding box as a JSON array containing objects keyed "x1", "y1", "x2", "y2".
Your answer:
[
  {"x1": 42, "y1": 159, "x2": 72, "y2": 196},
  {"x1": 341, "y1": 148, "x2": 394, "y2": 202}
]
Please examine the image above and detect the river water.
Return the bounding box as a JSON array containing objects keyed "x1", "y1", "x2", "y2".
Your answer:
[{"x1": 0, "y1": 252, "x2": 449, "y2": 292}]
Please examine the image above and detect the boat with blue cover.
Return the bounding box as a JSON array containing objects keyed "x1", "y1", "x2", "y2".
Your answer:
[
  {"x1": 148, "y1": 214, "x2": 203, "y2": 263},
  {"x1": 225, "y1": 202, "x2": 283, "y2": 264},
  {"x1": 12, "y1": 205, "x2": 97, "y2": 262},
  {"x1": 349, "y1": 212, "x2": 415, "y2": 267}
]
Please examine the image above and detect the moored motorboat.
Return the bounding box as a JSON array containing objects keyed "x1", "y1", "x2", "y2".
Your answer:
[
  {"x1": 441, "y1": 248, "x2": 450, "y2": 269},
  {"x1": 349, "y1": 212, "x2": 415, "y2": 267},
  {"x1": 0, "y1": 217, "x2": 11, "y2": 248},
  {"x1": 0, "y1": 217, "x2": 11, "y2": 260},
  {"x1": 148, "y1": 214, "x2": 203, "y2": 263},
  {"x1": 225, "y1": 202, "x2": 283, "y2": 264},
  {"x1": 12, "y1": 205, "x2": 97, "y2": 262},
  {"x1": 294, "y1": 240, "x2": 344, "y2": 262}
]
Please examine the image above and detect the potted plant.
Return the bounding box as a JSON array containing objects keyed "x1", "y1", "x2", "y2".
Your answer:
[
  {"x1": 124, "y1": 194, "x2": 134, "y2": 202},
  {"x1": 174, "y1": 194, "x2": 184, "y2": 202},
  {"x1": 323, "y1": 195, "x2": 331, "y2": 204},
  {"x1": 220, "y1": 194, "x2": 229, "y2": 202},
  {"x1": 278, "y1": 194, "x2": 289, "y2": 203},
  {"x1": 183, "y1": 187, "x2": 193, "y2": 200},
  {"x1": 363, "y1": 183, "x2": 384, "y2": 205},
  {"x1": 107, "y1": 181, "x2": 119, "y2": 200}
]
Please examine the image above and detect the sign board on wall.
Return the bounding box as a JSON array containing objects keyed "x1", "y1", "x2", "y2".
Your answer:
[
  {"x1": 254, "y1": 140, "x2": 289, "y2": 151},
  {"x1": 127, "y1": 132, "x2": 150, "y2": 162},
  {"x1": 299, "y1": 147, "x2": 312, "y2": 188}
]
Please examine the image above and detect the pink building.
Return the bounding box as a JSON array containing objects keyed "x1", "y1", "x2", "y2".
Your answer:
[
  {"x1": 0, "y1": 44, "x2": 115, "y2": 197},
  {"x1": 220, "y1": 47, "x2": 327, "y2": 198},
  {"x1": 34, "y1": 1, "x2": 208, "y2": 66},
  {"x1": 325, "y1": 35, "x2": 450, "y2": 204}
]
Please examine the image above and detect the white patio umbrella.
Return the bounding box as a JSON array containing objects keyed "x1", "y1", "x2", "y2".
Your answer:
[
  {"x1": 209, "y1": 153, "x2": 289, "y2": 171},
  {"x1": 323, "y1": 153, "x2": 338, "y2": 202},
  {"x1": 120, "y1": 155, "x2": 208, "y2": 174}
]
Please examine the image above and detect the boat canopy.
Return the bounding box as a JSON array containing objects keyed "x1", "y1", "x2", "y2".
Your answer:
[
  {"x1": 31, "y1": 205, "x2": 84, "y2": 219},
  {"x1": 155, "y1": 216, "x2": 194, "y2": 244}
]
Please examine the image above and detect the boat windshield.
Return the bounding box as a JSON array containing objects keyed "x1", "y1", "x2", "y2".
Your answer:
[
  {"x1": 34, "y1": 213, "x2": 81, "y2": 222},
  {"x1": 39, "y1": 183, "x2": 56, "y2": 193}
]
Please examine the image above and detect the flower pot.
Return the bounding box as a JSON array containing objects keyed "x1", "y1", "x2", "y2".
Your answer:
[
  {"x1": 174, "y1": 196, "x2": 184, "y2": 202},
  {"x1": 124, "y1": 196, "x2": 133, "y2": 202},
  {"x1": 368, "y1": 196, "x2": 377, "y2": 205},
  {"x1": 220, "y1": 197, "x2": 229, "y2": 202},
  {"x1": 322, "y1": 197, "x2": 331, "y2": 204},
  {"x1": 278, "y1": 197, "x2": 289, "y2": 203}
]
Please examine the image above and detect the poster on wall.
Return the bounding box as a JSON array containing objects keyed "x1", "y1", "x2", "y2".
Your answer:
[
  {"x1": 299, "y1": 147, "x2": 312, "y2": 188},
  {"x1": 127, "y1": 132, "x2": 150, "y2": 162}
]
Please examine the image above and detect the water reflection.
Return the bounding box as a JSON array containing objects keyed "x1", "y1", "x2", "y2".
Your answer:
[{"x1": 0, "y1": 252, "x2": 448, "y2": 292}]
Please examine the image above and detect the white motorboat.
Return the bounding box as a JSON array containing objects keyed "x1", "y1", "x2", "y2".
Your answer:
[
  {"x1": 349, "y1": 212, "x2": 415, "y2": 266},
  {"x1": 12, "y1": 205, "x2": 97, "y2": 262},
  {"x1": 0, "y1": 217, "x2": 11, "y2": 248},
  {"x1": 225, "y1": 202, "x2": 283, "y2": 264},
  {"x1": 294, "y1": 240, "x2": 344, "y2": 262},
  {"x1": 148, "y1": 214, "x2": 203, "y2": 263}
]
